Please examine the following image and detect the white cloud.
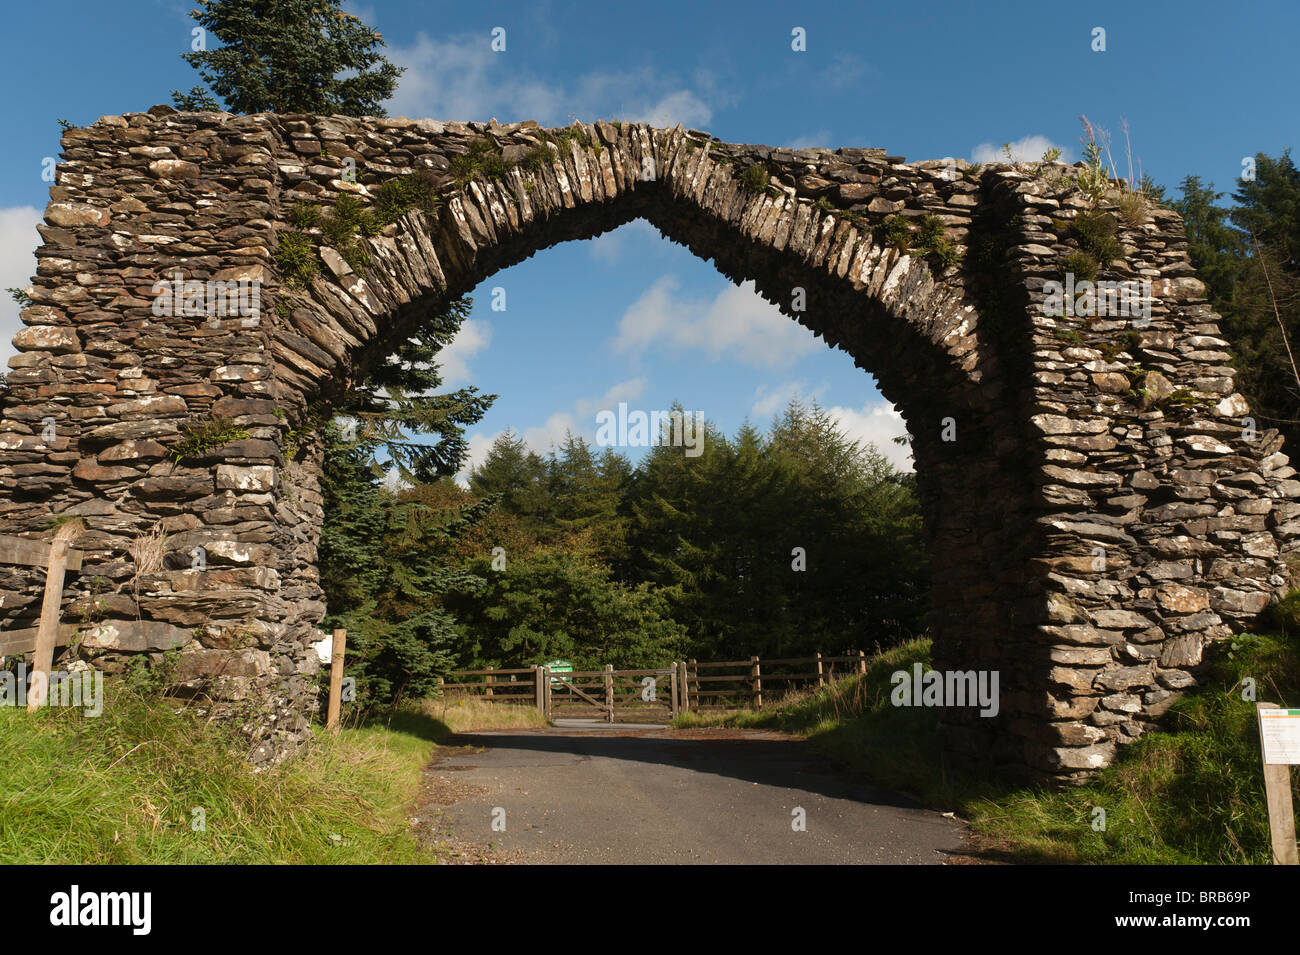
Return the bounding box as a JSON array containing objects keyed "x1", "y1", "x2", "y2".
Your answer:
[
  {"x1": 626, "y1": 89, "x2": 713, "y2": 129},
  {"x1": 0, "y1": 206, "x2": 43, "y2": 366},
  {"x1": 387, "y1": 33, "x2": 565, "y2": 123},
  {"x1": 826, "y1": 400, "x2": 913, "y2": 472},
  {"x1": 783, "y1": 130, "x2": 833, "y2": 150},
  {"x1": 521, "y1": 411, "x2": 580, "y2": 457},
  {"x1": 821, "y1": 53, "x2": 869, "y2": 90},
  {"x1": 613, "y1": 276, "x2": 820, "y2": 368},
  {"x1": 435, "y1": 318, "x2": 491, "y2": 388},
  {"x1": 587, "y1": 219, "x2": 661, "y2": 264},
  {"x1": 574, "y1": 377, "x2": 647, "y2": 419},
  {"x1": 971, "y1": 134, "x2": 1073, "y2": 165},
  {"x1": 751, "y1": 380, "x2": 827, "y2": 419},
  {"x1": 387, "y1": 35, "x2": 729, "y2": 130}
]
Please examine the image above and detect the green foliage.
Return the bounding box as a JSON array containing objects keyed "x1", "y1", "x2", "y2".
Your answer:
[
  {"x1": 929, "y1": 240, "x2": 962, "y2": 269},
  {"x1": 1062, "y1": 250, "x2": 1099, "y2": 283},
  {"x1": 289, "y1": 201, "x2": 320, "y2": 228},
  {"x1": 1170, "y1": 154, "x2": 1300, "y2": 451},
  {"x1": 450, "y1": 137, "x2": 512, "y2": 187},
  {"x1": 1116, "y1": 191, "x2": 1149, "y2": 226},
  {"x1": 6, "y1": 288, "x2": 31, "y2": 307},
  {"x1": 873, "y1": 214, "x2": 912, "y2": 250},
  {"x1": 319, "y1": 193, "x2": 373, "y2": 269},
  {"x1": 739, "y1": 163, "x2": 773, "y2": 194},
  {"x1": 912, "y1": 214, "x2": 962, "y2": 267},
  {"x1": 339, "y1": 296, "x2": 496, "y2": 485},
  {"x1": 1054, "y1": 328, "x2": 1084, "y2": 346},
  {"x1": 1077, "y1": 139, "x2": 1111, "y2": 204},
  {"x1": 625, "y1": 400, "x2": 927, "y2": 661},
  {"x1": 0, "y1": 677, "x2": 437, "y2": 863},
  {"x1": 320, "y1": 426, "x2": 494, "y2": 707},
  {"x1": 1070, "y1": 210, "x2": 1122, "y2": 267},
  {"x1": 169, "y1": 0, "x2": 403, "y2": 117},
  {"x1": 370, "y1": 168, "x2": 442, "y2": 220},
  {"x1": 914, "y1": 214, "x2": 945, "y2": 249},
  {"x1": 168, "y1": 416, "x2": 250, "y2": 463},
  {"x1": 447, "y1": 544, "x2": 688, "y2": 671},
  {"x1": 1261, "y1": 588, "x2": 1300, "y2": 635},
  {"x1": 273, "y1": 230, "x2": 318, "y2": 287}
]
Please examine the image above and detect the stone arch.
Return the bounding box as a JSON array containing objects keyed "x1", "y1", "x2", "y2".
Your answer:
[{"x1": 3, "y1": 105, "x2": 1297, "y2": 777}]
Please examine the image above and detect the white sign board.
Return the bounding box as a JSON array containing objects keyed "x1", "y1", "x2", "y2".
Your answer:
[{"x1": 1259, "y1": 709, "x2": 1300, "y2": 765}]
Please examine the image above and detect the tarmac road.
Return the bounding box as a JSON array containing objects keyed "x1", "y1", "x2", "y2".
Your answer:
[{"x1": 424, "y1": 720, "x2": 966, "y2": 864}]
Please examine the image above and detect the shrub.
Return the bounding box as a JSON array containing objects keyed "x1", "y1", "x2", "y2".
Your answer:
[
  {"x1": 739, "y1": 163, "x2": 772, "y2": 193},
  {"x1": 449, "y1": 137, "x2": 511, "y2": 186},
  {"x1": 290, "y1": 202, "x2": 320, "y2": 229},
  {"x1": 273, "y1": 230, "x2": 318, "y2": 288},
  {"x1": 873, "y1": 215, "x2": 912, "y2": 251},
  {"x1": 914, "y1": 214, "x2": 946, "y2": 250},
  {"x1": 1116, "y1": 192, "x2": 1149, "y2": 227},
  {"x1": 168, "y1": 416, "x2": 250, "y2": 463},
  {"x1": 1071, "y1": 210, "x2": 1122, "y2": 266},
  {"x1": 1062, "y1": 250, "x2": 1099, "y2": 283}
]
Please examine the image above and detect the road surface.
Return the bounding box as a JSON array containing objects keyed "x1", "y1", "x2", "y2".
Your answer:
[{"x1": 420, "y1": 720, "x2": 967, "y2": 864}]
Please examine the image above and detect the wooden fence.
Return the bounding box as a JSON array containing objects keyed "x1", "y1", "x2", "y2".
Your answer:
[{"x1": 441, "y1": 651, "x2": 868, "y2": 721}]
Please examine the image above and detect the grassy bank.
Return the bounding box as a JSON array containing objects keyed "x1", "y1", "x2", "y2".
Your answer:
[
  {"x1": 674, "y1": 634, "x2": 1300, "y2": 864},
  {"x1": 0, "y1": 675, "x2": 544, "y2": 864}
]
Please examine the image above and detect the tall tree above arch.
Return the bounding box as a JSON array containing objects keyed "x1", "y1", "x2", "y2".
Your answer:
[{"x1": 171, "y1": 0, "x2": 404, "y2": 116}]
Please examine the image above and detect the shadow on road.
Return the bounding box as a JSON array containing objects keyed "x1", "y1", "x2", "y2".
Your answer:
[{"x1": 445, "y1": 727, "x2": 931, "y2": 811}]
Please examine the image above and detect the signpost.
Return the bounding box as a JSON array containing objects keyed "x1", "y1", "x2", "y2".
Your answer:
[{"x1": 1257, "y1": 703, "x2": 1300, "y2": 865}]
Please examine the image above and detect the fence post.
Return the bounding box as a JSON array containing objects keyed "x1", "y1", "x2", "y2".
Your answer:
[
  {"x1": 751, "y1": 655, "x2": 763, "y2": 709},
  {"x1": 688, "y1": 658, "x2": 697, "y2": 708},
  {"x1": 326, "y1": 628, "x2": 347, "y2": 734},
  {"x1": 858, "y1": 649, "x2": 866, "y2": 675},
  {"x1": 815, "y1": 651, "x2": 825, "y2": 687},
  {"x1": 604, "y1": 664, "x2": 614, "y2": 723},
  {"x1": 678, "y1": 660, "x2": 689, "y2": 711},
  {"x1": 1257, "y1": 702, "x2": 1300, "y2": 864},
  {"x1": 484, "y1": 664, "x2": 494, "y2": 698},
  {"x1": 533, "y1": 665, "x2": 543, "y2": 714},
  {"x1": 669, "y1": 667, "x2": 679, "y2": 719},
  {"x1": 542, "y1": 667, "x2": 552, "y2": 721},
  {"x1": 27, "y1": 537, "x2": 73, "y2": 713}
]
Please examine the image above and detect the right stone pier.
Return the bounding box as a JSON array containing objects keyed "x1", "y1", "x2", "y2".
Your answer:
[{"x1": 939, "y1": 168, "x2": 1300, "y2": 780}]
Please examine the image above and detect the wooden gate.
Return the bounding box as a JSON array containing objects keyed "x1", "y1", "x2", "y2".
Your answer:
[{"x1": 543, "y1": 665, "x2": 679, "y2": 723}]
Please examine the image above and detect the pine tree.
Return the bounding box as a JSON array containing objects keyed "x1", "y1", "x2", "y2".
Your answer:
[{"x1": 171, "y1": 0, "x2": 403, "y2": 115}]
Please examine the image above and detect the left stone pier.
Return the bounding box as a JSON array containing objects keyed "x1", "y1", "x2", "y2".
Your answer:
[{"x1": 0, "y1": 106, "x2": 322, "y2": 763}]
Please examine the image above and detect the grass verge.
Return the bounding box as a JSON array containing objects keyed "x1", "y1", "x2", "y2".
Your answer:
[
  {"x1": 0, "y1": 674, "x2": 545, "y2": 864},
  {"x1": 674, "y1": 634, "x2": 1300, "y2": 864}
]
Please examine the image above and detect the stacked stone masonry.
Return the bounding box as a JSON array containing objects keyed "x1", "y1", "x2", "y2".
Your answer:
[{"x1": 1, "y1": 105, "x2": 1296, "y2": 777}]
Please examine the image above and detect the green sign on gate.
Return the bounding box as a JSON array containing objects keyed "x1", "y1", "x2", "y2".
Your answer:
[{"x1": 545, "y1": 660, "x2": 573, "y2": 685}]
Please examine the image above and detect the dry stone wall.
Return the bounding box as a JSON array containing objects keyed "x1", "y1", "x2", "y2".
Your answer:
[{"x1": 1, "y1": 104, "x2": 1296, "y2": 778}]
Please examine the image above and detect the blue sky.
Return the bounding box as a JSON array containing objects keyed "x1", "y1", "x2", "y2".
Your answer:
[{"x1": 1, "y1": 0, "x2": 1295, "y2": 475}]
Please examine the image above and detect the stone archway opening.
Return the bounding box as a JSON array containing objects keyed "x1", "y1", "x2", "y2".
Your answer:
[{"x1": 2, "y1": 106, "x2": 1295, "y2": 780}]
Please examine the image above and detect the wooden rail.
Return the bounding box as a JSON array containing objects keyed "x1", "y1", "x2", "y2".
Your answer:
[{"x1": 442, "y1": 651, "x2": 868, "y2": 720}]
